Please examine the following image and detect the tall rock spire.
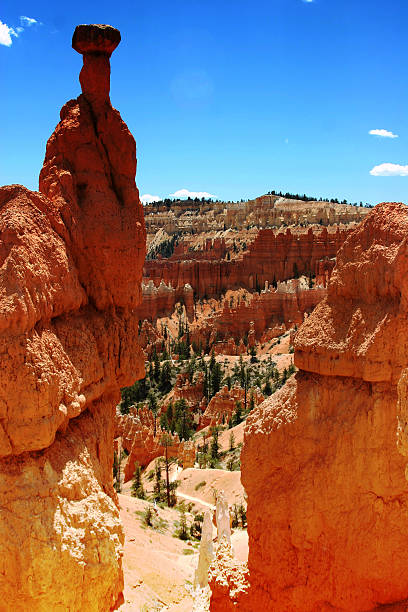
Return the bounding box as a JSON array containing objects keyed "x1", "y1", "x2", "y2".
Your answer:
[{"x1": 72, "y1": 24, "x2": 121, "y2": 106}]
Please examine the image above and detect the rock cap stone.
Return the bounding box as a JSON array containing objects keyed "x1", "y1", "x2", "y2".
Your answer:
[{"x1": 72, "y1": 24, "x2": 121, "y2": 55}]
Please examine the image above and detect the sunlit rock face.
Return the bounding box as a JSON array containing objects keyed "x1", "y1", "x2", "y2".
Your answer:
[
  {"x1": 238, "y1": 202, "x2": 408, "y2": 611},
  {"x1": 0, "y1": 24, "x2": 146, "y2": 611}
]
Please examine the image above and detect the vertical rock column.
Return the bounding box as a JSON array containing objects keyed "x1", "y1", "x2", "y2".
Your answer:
[
  {"x1": 72, "y1": 23, "x2": 121, "y2": 107},
  {"x1": 195, "y1": 510, "x2": 214, "y2": 588},
  {"x1": 216, "y1": 490, "x2": 231, "y2": 544},
  {"x1": 0, "y1": 23, "x2": 146, "y2": 612}
]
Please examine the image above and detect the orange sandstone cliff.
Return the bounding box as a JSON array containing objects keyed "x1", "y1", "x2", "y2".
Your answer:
[
  {"x1": 0, "y1": 25, "x2": 145, "y2": 610},
  {"x1": 222, "y1": 202, "x2": 408, "y2": 611},
  {"x1": 143, "y1": 226, "x2": 350, "y2": 298}
]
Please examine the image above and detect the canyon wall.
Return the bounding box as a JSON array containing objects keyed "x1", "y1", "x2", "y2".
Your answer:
[
  {"x1": 137, "y1": 280, "x2": 194, "y2": 322},
  {"x1": 144, "y1": 226, "x2": 350, "y2": 298},
  {"x1": 234, "y1": 202, "x2": 408, "y2": 611},
  {"x1": 0, "y1": 25, "x2": 145, "y2": 611},
  {"x1": 190, "y1": 279, "x2": 326, "y2": 350}
]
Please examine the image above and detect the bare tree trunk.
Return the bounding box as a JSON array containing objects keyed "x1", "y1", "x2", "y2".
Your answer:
[{"x1": 165, "y1": 443, "x2": 170, "y2": 507}]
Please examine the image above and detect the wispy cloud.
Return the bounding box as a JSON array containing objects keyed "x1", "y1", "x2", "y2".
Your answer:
[
  {"x1": 0, "y1": 16, "x2": 40, "y2": 47},
  {"x1": 369, "y1": 129, "x2": 398, "y2": 139},
  {"x1": 0, "y1": 20, "x2": 18, "y2": 46},
  {"x1": 169, "y1": 188, "x2": 215, "y2": 199},
  {"x1": 20, "y1": 16, "x2": 38, "y2": 27},
  {"x1": 302, "y1": 0, "x2": 314, "y2": 3},
  {"x1": 370, "y1": 163, "x2": 408, "y2": 177},
  {"x1": 141, "y1": 194, "x2": 161, "y2": 204}
]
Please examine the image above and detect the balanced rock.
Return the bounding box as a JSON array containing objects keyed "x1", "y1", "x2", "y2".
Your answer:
[
  {"x1": 72, "y1": 23, "x2": 121, "y2": 55},
  {"x1": 0, "y1": 25, "x2": 145, "y2": 611},
  {"x1": 72, "y1": 23, "x2": 121, "y2": 105}
]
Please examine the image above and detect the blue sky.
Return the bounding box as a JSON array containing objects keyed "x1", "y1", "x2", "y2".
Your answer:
[{"x1": 1, "y1": 0, "x2": 407, "y2": 205}]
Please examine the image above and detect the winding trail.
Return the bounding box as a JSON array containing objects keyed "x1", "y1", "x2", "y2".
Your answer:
[
  {"x1": 171, "y1": 466, "x2": 216, "y2": 510},
  {"x1": 177, "y1": 491, "x2": 215, "y2": 510}
]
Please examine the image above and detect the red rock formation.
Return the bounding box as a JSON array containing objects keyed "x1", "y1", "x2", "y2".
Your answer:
[
  {"x1": 213, "y1": 337, "x2": 247, "y2": 356},
  {"x1": 208, "y1": 539, "x2": 249, "y2": 610},
  {"x1": 144, "y1": 226, "x2": 351, "y2": 298},
  {"x1": 178, "y1": 440, "x2": 196, "y2": 468},
  {"x1": 116, "y1": 407, "x2": 180, "y2": 481},
  {"x1": 138, "y1": 319, "x2": 164, "y2": 358},
  {"x1": 171, "y1": 371, "x2": 205, "y2": 412},
  {"x1": 137, "y1": 280, "x2": 194, "y2": 322},
  {"x1": 200, "y1": 385, "x2": 264, "y2": 429},
  {"x1": 189, "y1": 280, "x2": 326, "y2": 353},
  {"x1": 232, "y1": 202, "x2": 408, "y2": 611},
  {"x1": 0, "y1": 25, "x2": 145, "y2": 610},
  {"x1": 315, "y1": 256, "x2": 335, "y2": 287}
]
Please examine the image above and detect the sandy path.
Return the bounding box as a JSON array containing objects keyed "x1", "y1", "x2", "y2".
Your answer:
[{"x1": 177, "y1": 491, "x2": 215, "y2": 510}]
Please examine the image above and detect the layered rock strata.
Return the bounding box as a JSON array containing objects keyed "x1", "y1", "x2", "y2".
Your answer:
[
  {"x1": 189, "y1": 279, "x2": 326, "y2": 352},
  {"x1": 137, "y1": 280, "x2": 194, "y2": 322},
  {"x1": 233, "y1": 202, "x2": 408, "y2": 611},
  {"x1": 144, "y1": 226, "x2": 350, "y2": 298},
  {"x1": 0, "y1": 24, "x2": 145, "y2": 611}
]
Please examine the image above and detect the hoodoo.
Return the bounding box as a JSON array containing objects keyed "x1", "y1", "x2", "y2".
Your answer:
[
  {"x1": 211, "y1": 202, "x2": 408, "y2": 610},
  {"x1": 0, "y1": 25, "x2": 145, "y2": 611}
]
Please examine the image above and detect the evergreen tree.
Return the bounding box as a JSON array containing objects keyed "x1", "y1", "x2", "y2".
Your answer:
[
  {"x1": 154, "y1": 460, "x2": 162, "y2": 501},
  {"x1": 120, "y1": 377, "x2": 149, "y2": 413},
  {"x1": 210, "y1": 362, "x2": 223, "y2": 398},
  {"x1": 161, "y1": 433, "x2": 176, "y2": 507},
  {"x1": 210, "y1": 427, "x2": 220, "y2": 464},
  {"x1": 131, "y1": 462, "x2": 145, "y2": 499},
  {"x1": 148, "y1": 391, "x2": 158, "y2": 437},
  {"x1": 166, "y1": 402, "x2": 174, "y2": 432},
  {"x1": 113, "y1": 450, "x2": 119, "y2": 481},
  {"x1": 174, "y1": 398, "x2": 194, "y2": 440},
  {"x1": 263, "y1": 378, "x2": 272, "y2": 396},
  {"x1": 153, "y1": 350, "x2": 161, "y2": 383},
  {"x1": 160, "y1": 412, "x2": 170, "y2": 432},
  {"x1": 209, "y1": 351, "x2": 216, "y2": 372},
  {"x1": 233, "y1": 401, "x2": 243, "y2": 426},
  {"x1": 160, "y1": 361, "x2": 172, "y2": 393},
  {"x1": 177, "y1": 505, "x2": 189, "y2": 540},
  {"x1": 227, "y1": 456, "x2": 235, "y2": 471}
]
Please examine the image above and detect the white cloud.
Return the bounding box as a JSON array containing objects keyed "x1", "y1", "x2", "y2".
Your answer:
[
  {"x1": 0, "y1": 21, "x2": 18, "y2": 46},
  {"x1": 141, "y1": 194, "x2": 161, "y2": 204},
  {"x1": 302, "y1": 0, "x2": 314, "y2": 3},
  {"x1": 0, "y1": 16, "x2": 40, "y2": 47},
  {"x1": 369, "y1": 129, "x2": 398, "y2": 139},
  {"x1": 370, "y1": 163, "x2": 408, "y2": 177},
  {"x1": 169, "y1": 188, "x2": 215, "y2": 199},
  {"x1": 20, "y1": 16, "x2": 38, "y2": 27}
]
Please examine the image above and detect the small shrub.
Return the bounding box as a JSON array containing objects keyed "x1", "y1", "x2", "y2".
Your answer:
[
  {"x1": 190, "y1": 513, "x2": 204, "y2": 539},
  {"x1": 195, "y1": 480, "x2": 206, "y2": 491},
  {"x1": 177, "y1": 506, "x2": 189, "y2": 541},
  {"x1": 143, "y1": 506, "x2": 153, "y2": 527}
]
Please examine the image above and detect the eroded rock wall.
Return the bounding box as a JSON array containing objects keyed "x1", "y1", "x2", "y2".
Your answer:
[
  {"x1": 0, "y1": 24, "x2": 145, "y2": 611},
  {"x1": 235, "y1": 202, "x2": 408, "y2": 611},
  {"x1": 143, "y1": 226, "x2": 350, "y2": 298}
]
